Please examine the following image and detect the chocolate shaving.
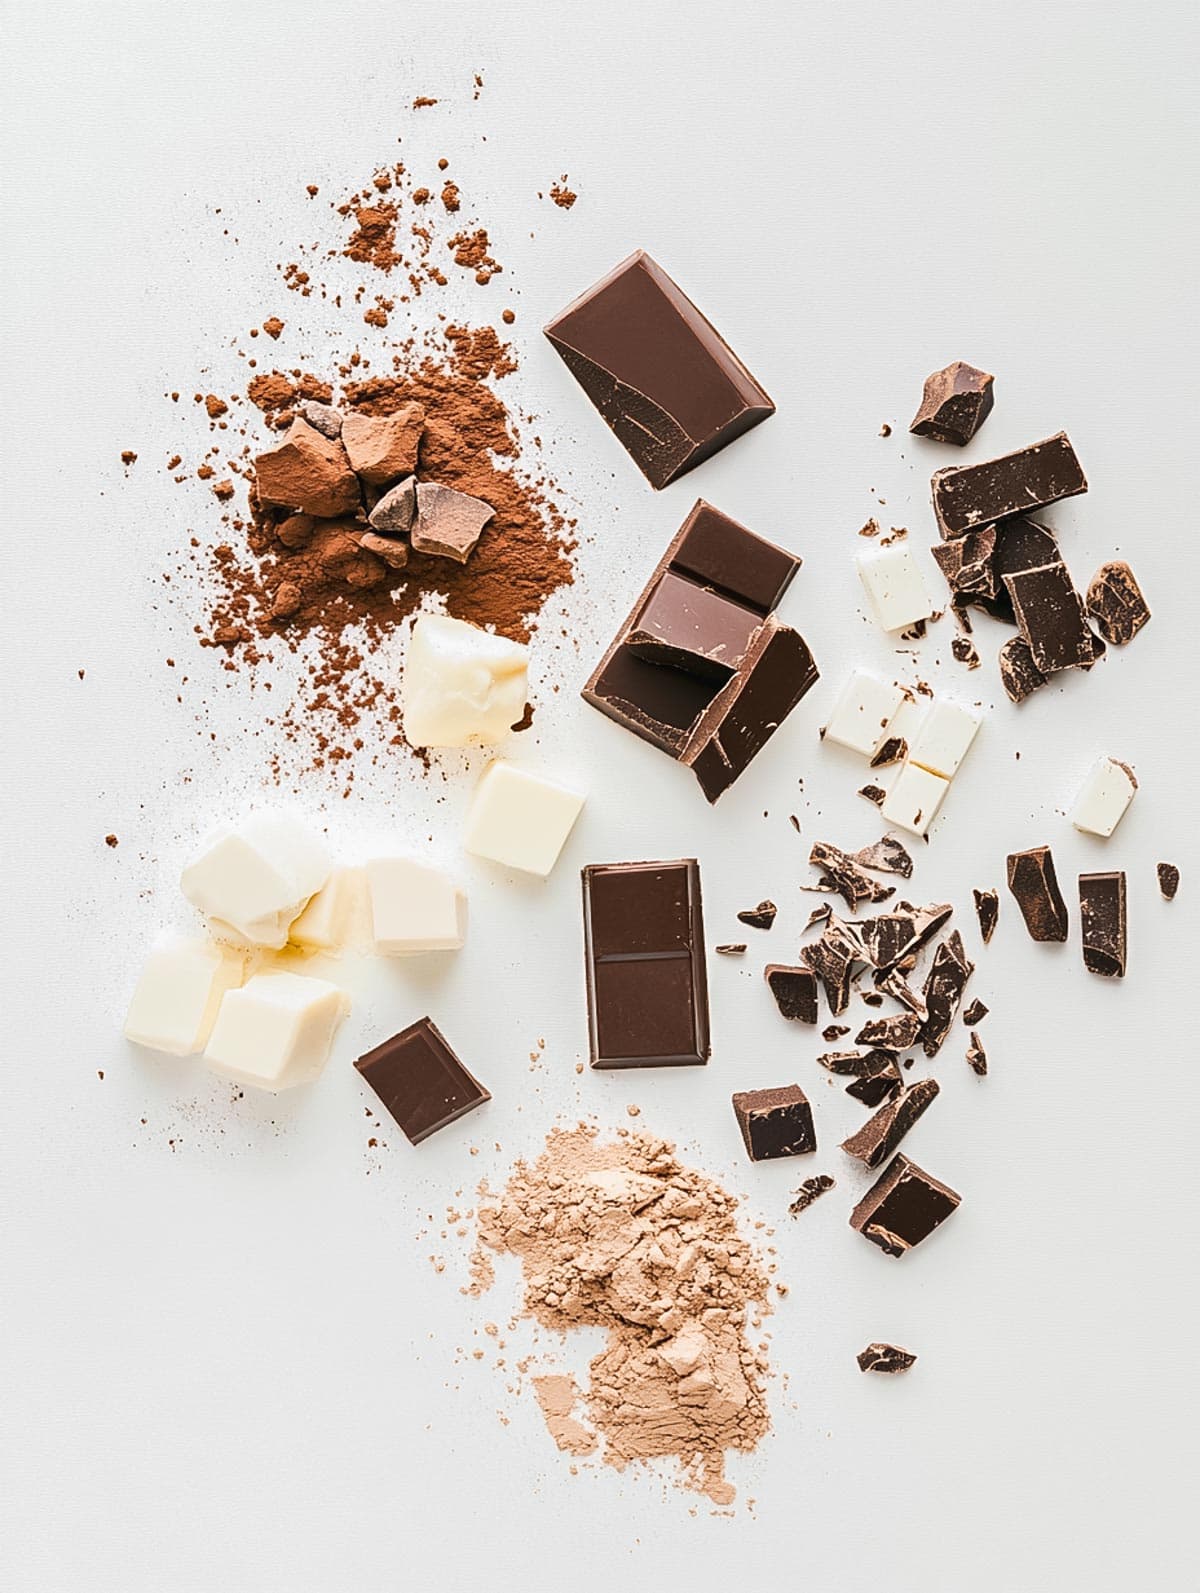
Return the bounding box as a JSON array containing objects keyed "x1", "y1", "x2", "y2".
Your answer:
[
  {"x1": 973, "y1": 888, "x2": 999, "y2": 944},
  {"x1": 789, "y1": 1175, "x2": 836, "y2": 1217}
]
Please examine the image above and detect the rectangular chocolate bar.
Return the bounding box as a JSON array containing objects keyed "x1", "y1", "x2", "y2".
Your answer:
[
  {"x1": 1079, "y1": 871, "x2": 1126, "y2": 978},
  {"x1": 544, "y1": 251, "x2": 775, "y2": 489},
  {"x1": 582, "y1": 859, "x2": 710, "y2": 1067},
  {"x1": 354, "y1": 1017, "x2": 490, "y2": 1144},
  {"x1": 932, "y1": 432, "x2": 1087, "y2": 538}
]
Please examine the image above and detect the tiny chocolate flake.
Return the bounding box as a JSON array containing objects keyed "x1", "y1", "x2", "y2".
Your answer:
[
  {"x1": 859, "y1": 784, "x2": 887, "y2": 806},
  {"x1": 966, "y1": 1032, "x2": 988, "y2": 1076},
  {"x1": 841, "y1": 1079, "x2": 940, "y2": 1169},
  {"x1": 1157, "y1": 863, "x2": 1180, "y2": 902},
  {"x1": 1007, "y1": 847, "x2": 1068, "y2": 942},
  {"x1": 973, "y1": 888, "x2": 999, "y2": 944},
  {"x1": 737, "y1": 899, "x2": 778, "y2": 930},
  {"x1": 789, "y1": 1174, "x2": 836, "y2": 1217},
  {"x1": 857, "y1": 1342, "x2": 917, "y2": 1375},
  {"x1": 852, "y1": 836, "x2": 914, "y2": 880},
  {"x1": 849, "y1": 1152, "x2": 961, "y2": 1258},
  {"x1": 715, "y1": 943, "x2": 747, "y2": 955},
  {"x1": 809, "y1": 840, "x2": 896, "y2": 910},
  {"x1": 855, "y1": 1011, "x2": 921, "y2": 1051},
  {"x1": 860, "y1": 989, "x2": 884, "y2": 1007},
  {"x1": 909, "y1": 361, "x2": 994, "y2": 447},
  {"x1": 822, "y1": 1024, "x2": 851, "y2": 1042},
  {"x1": 920, "y1": 931, "x2": 974, "y2": 1056},
  {"x1": 1079, "y1": 871, "x2": 1126, "y2": 979},
  {"x1": 764, "y1": 964, "x2": 819, "y2": 1024},
  {"x1": 961, "y1": 998, "x2": 989, "y2": 1027},
  {"x1": 951, "y1": 634, "x2": 981, "y2": 670},
  {"x1": 1086, "y1": 561, "x2": 1151, "y2": 646}
]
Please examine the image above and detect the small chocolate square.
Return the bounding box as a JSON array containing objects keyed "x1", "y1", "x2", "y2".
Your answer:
[
  {"x1": 732, "y1": 1084, "x2": 816, "y2": 1161},
  {"x1": 354, "y1": 1017, "x2": 489, "y2": 1145},
  {"x1": 849, "y1": 1153, "x2": 960, "y2": 1257}
]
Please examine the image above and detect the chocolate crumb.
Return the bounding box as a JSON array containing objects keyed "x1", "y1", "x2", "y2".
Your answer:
[
  {"x1": 822, "y1": 1025, "x2": 850, "y2": 1042},
  {"x1": 105, "y1": 834, "x2": 119, "y2": 848},
  {"x1": 715, "y1": 943, "x2": 748, "y2": 956},
  {"x1": 1157, "y1": 863, "x2": 1180, "y2": 901},
  {"x1": 859, "y1": 784, "x2": 887, "y2": 806},
  {"x1": 961, "y1": 998, "x2": 989, "y2": 1026},
  {"x1": 789, "y1": 1175, "x2": 835, "y2": 1217}
]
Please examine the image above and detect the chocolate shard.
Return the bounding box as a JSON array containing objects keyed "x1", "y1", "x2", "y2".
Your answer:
[
  {"x1": 297, "y1": 400, "x2": 344, "y2": 440},
  {"x1": 358, "y1": 531, "x2": 410, "y2": 569},
  {"x1": 1079, "y1": 871, "x2": 1126, "y2": 978},
  {"x1": 764, "y1": 964, "x2": 819, "y2": 1023},
  {"x1": 1004, "y1": 561, "x2": 1096, "y2": 674},
  {"x1": 732, "y1": 1084, "x2": 816, "y2": 1162},
  {"x1": 855, "y1": 1011, "x2": 921, "y2": 1051},
  {"x1": 909, "y1": 361, "x2": 994, "y2": 446},
  {"x1": 973, "y1": 888, "x2": 999, "y2": 944},
  {"x1": 715, "y1": 943, "x2": 747, "y2": 955},
  {"x1": 582, "y1": 859, "x2": 710, "y2": 1067},
  {"x1": 354, "y1": 1017, "x2": 490, "y2": 1145},
  {"x1": 1007, "y1": 847, "x2": 1069, "y2": 942},
  {"x1": 966, "y1": 1032, "x2": 988, "y2": 1076},
  {"x1": 993, "y1": 515, "x2": 1062, "y2": 582},
  {"x1": 920, "y1": 931, "x2": 974, "y2": 1057},
  {"x1": 857, "y1": 1342, "x2": 917, "y2": 1375},
  {"x1": 849, "y1": 1153, "x2": 961, "y2": 1258},
  {"x1": 367, "y1": 474, "x2": 416, "y2": 534},
  {"x1": 544, "y1": 250, "x2": 775, "y2": 489},
  {"x1": 931, "y1": 526, "x2": 1001, "y2": 606},
  {"x1": 789, "y1": 1174, "x2": 836, "y2": 1216},
  {"x1": 931, "y1": 431, "x2": 1087, "y2": 539},
  {"x1": 1157, "y1": 862, "x2": 1180, "y2": 902},
  {"x1": 254, "y1": 417, "x2": 361, "y2": 519},
  {"x1": 859, "y1": 784, "x2": 887, "y2": 806},
  {"x1": 801, "y1": 915, "x2": 866, "y2": 1015},
  {"x1": 410, "y1": 481, "x2": 494, "y2": 563},
  {"x1": 998, "y1": 635, "x2": 1048, "y2": 703},
  {"x1": 961, "y1": 998, "x2": 989, "y2": 1027},
  {"x1": 859, "y1": 903, "x2": 953, "y2": 973},
  {"x1": 803, "y1": 903, "x2": 832, "y2": 933},
  {"x1": 846, "y1": 1062, "x2": 904, "y2": 1107},
  {"x1": 841, "y1": 1079, "x2": 940, "y2": 1169},
  {"x1": 1086, "y1": 560, "x2": 1151, "y2": 645},
  {"x1": 951, "y1": 634, "x2": 981, "y2": 670},
  {"x1": 852, "y1": 837, "x2": 914, "y2": 879},
  {"x1": 874, "y1": 968, "x2": 928, "y2": 1022},
  {"x1": 809, "y1": 840, "x2": 896, "y2": 911},
  {"x1": 822, "y1": 1025, "x2": 851, "y2": 1042},
  {"x1": 626, "y1": 570, "x2": 761, "y2": 681},
  {"x1": 737, "y1": 900, "x2": 777, "y2": 930},
  {"x1": 816, "y1": 1049, "x2": 878, "y2": 1076},
  {"x1": 869, "y1": 736, "x2": 908, "y2": 769}
]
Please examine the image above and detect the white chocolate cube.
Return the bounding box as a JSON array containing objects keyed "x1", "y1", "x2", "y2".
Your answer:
[
  {"x1": 203, "y1": 971, "x2": 348, "y2": 1091},
  {"x1": 882, "y1": 762, "x2": 950, "y2": 836},
  {"x1": 823, "y1": 671, "x2": 905, "y2": 757},
  {"x1": 181, "y1": 813, "x2": 331, "y2": 948},
  {"x1": 856, "y1": 544, "x2": 937, "y2": 632},
  {"x1": 464, "y1": 762, "x2": 585, "y2": 877},
  {"x1": 124, "y1": 938, "x2": 245, "y2": 1057},
  {"x1": 1071, "y1": 757, "x2": 1137, "y2": 838},
  {"x1": 908, "y1": 699, "x2": 982, "y2": 779},
  {"x1": 288, "y1": 867, "x2": 361, "y2": 952},
  {"x1": 403, "y1": 613, "x2": 528, "y2": 749},
  {"x1": 365, "y1": 857, "x2": 467, "y2": 954}
]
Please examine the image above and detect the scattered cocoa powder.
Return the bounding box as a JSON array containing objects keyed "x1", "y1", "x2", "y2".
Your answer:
[
  {"x1": 262, "y1": 317, "x2": 284, "y2": 339},
  {"x1": 441, "y1": 181, "x2": 461, "y2": 213},
  {"x1": 549, "y1": 177, "x2": 577, "y2": 209}
]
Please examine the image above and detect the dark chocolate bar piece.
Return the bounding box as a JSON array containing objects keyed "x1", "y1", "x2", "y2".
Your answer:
[
  {"x1": 841, "y1": 1079, "x2": 940, "y2": 1169},
  {"x1": 1007, "y1": 847, "x2": 1069, "y2": 942},
  {"x1": 846, "y1": 1065, "x2": 904, "y2": 1107},
  {"x1": 764, "y1": 965, "x2": 819, "y2": 1023},
  {"x1": 973, "y1": 888, "x2": 999, "y2": 944},
  {"x1": 909, "y1": 361, "x2": 994, "y2": 446},
  {"x1": 1157, "y1": 863, "x2": 1180, "y2": 902},
  {"x1": 998, "y1": 635, "x2": 1048, "y2": 704},
  {"x1": 855, "y1": 1012, "x2": 921, "y2": 1051},
  {"x1": 852, "y1": 836, "x2": 914, "y2": 879},
  {"x1": 626, "y1": 570, "x2": 762, "y2": 681},
  {"x1": 544, "y1": 251, "x2": 774, "y2": 489},
  {"x1": 932, "y1": 432, "x2": 1087, "y2": 538},
  {"x1": 737, "y1": 900, "x2": 777, "y2": 929},
  {"x1": 582, "y1": 859, "x2": 710, "y2": 1067},
  {"x1": 920, "y1": 931, "x2": 974, "y2": 1056},
  {"x1": 802, "y1": 915, "x2": 867, "y2": 1015},
  {"x1": 857, "y1": 1342, "x2": 917, "y2": 1374},
  {"x1": 1079, "y1": 871, "x2": 1126, "y2": 978},
  {"x1": 354, "y1": 1017, "x2": 490, "y2": 1145},
  {"x1": 1004, "y1": 561, "x2": 1096, "y2": 674},
  {"x1": 849, "y1": 1153, "x2": 961, "y2": 1257},
  {"x1": 1087, "y1": 560, "x2": 1151, "y2": 645},
  {"x1": 789, "y1": 1174, "x2": 836, "y2": 1216},
  {"x1": 731, "y1": 1084, "x2": 816, "y2": 1161},
  {"x1": 858, "y1": 903, "x2": 953, "y2": 973}
]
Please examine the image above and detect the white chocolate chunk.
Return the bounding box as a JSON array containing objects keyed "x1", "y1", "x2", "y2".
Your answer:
[
  {"x1": 908, "y1": 699, "x2": 982, "y2": 779},
  {"x1": 288, "y1": 867, "x2": 361, "y2": 952},
  {"x1": 464, "y1": 762, "x2": 585, "y2": 877},
  {"x1": 823, "y1": 671, "x2": 905, "y2": 757},
  {"x1": 181, "y1": 813, "x2": 331, "y2": 948},
  {"x1": 365, "y1": 857, "x2": 467, "y2": 954},
  {"x1": 886, "y1": 695, "x2": 926, "y2": 751},
  {"x1": 123, "y1": 938, "x2": 245, "y2": 1056},
  {"x1": 856, "y1": 544, "x2": 937, "y2": 632},
  {"x1": 203, "y1": 971, "x2": 348, "y2": 1091},
  {"x1": 402, "y1": 613, "x2": 528, "y2": 748},
  {"x1": 882, "y1": 762, "x2": 950, "y2": 836},
  {"x1": 1071, "y1": 757, "x2": 1137, "y2": 838}
]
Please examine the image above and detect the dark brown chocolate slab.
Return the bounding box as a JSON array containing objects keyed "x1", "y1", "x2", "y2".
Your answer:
[
  {"x1": 855, "y1": 1011, "x2": 921, "y2": 1051},
  {"x1": 1079, "y1": 871, "x2": 1126, "y2": 978},
  {"x1": 1008, "y1": 847, "x2": 1068, "y2": 942},
  {"x1": 932, "y1": 431, "x2": 1087, "y2": 538},
  {"x1": 626, "y1": 570, "x2": 761, "y2": 681},
  {"x1": 1157, "y1": 863, "x2": 1180, "y2": 902},
  {"x1": 582, "y1": 859, "x2": 710, "y2": 1067},
  {"x1": 737, "y1": 900, "x2": 777, "y2": 929},
  {"x1": 765, "y1": 964, "x2": 819, "y2": 1023},
  {"x1": 973, "y1": 888, "x2": 999, "y2": 944},
  {"x1": 1004, "y1": 561, "x2": 1096, "y2": 674},
  {"x1": 841, "y1": 1079, "x2": 940, "y2": 1170},
  {"x1": 909, "y1": 361, "x2": 994, "y2": 446},
  {"x1": 998, "y1": 635, "x2": 1048, "y2": 704},
  {"x1": 544, "y1": 250, "x2": 774, "y2": 489},
  {"x1": 920, "y1": 931, "x2": 974, "y2": 1056},
  {"x1": 849, "y1": 1153, "x2": 961, "y2": 1257},
  {"x1": 789, "y1": 1174, "x2": 836, "y2": 1216},
  {"x1": 966, "y1": 1032, "x2": 988, "y2": 1076},
  {"x1": 731, "y1": 1084, "x2": 816, "y2": 1161},
  {"x1": 354, "y1": 1017, "x2": 489, "y2": 1145},
  {"x1": 1087, "y1": 560, "x2": 1151, "y2": 645},
  {"x1": 857, "y1": 1342, "x2": 917, "y2": 1374}
]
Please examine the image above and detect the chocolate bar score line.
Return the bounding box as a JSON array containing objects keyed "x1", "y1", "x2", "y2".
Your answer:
[{"x1": 582, "y1": 501, "x2": 819, "y2": 802}]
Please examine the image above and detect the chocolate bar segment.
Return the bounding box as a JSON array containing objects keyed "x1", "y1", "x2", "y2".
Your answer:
[
  {"x1": 1079, "y1": 871, "x2": 1126, "y2": 978},
  {"x1": 1004, "y1": 562, "x2": 1096, "y2": 673},
  {"x1": 626, "y1": 570, "x2": 762, "y2": 681},
  {"x1": 582, "y1": 859, "x2": 710, "y2": 1067},
  {"x1": 764, "y1": 965, "x2": 819, "y2": 1023},
  {"x1": 354, "y1": 1017, "x2": 490, "y2": 1145},
  {"x1": 1007, "y1": 846, "x2": 1069, "y2": 942},
  {"x1": 932, "y1": 432, "x2": 1087, "y2": 538},
  {"x1": 849, "y1": 1153, "x2": 961, "y2": 1257},
  {"x1": 544, "y1": 251, "x2": 775, "y2": 489},
  {"x1": 841, "y1": 1079, "x2": 940, "y2": 1169},
  {"x1": 909, "y1": 361, "x2": 994, "y2": 446},
  {"x1": 731, "y1": 1084, "x2": 816, "y2": 1161}
]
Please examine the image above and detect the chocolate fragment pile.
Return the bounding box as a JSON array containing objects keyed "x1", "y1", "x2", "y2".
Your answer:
[
  {"x1": 909, "y1": 361, "x2": 994, "y2": 446},
  {"x1": 857, "y1": 1342, "x2": 917, "y2": 1375},
  {"x1": 1007, "y1": 847, "x2": 1069, "y2": 942}
]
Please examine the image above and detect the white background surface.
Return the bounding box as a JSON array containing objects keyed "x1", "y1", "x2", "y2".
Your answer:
[{"x1": 2, "y1": 3, "x2": 1198, "y2": 1589}]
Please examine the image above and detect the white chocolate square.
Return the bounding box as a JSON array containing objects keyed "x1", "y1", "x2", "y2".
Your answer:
[
  {"x1": 882, "y1": 762, "x2": 950, "y2": 836},
  {"x1": 181, "y1": 813, "x2": 331, "y2": 948},
  {"x1": 203, "y1": 971, "x2": 348, "y2": 1091},
  {"x1": 1071, "y1": 757, "x2": 1137, "y2": 838},
  {"x1": 823, "y1": 670, "x2": 905, "y2": 756},
  {"x1": 365, "y1": 857, "x2": 467, "y2": 954},
  {"x1": 856, "y1": 544, "x2": 937, "y2": 632},
  {"x1": 124, "y1": 938, "x2": 245, "y2": 1057},
  {"x1": 908, "y1": 699, "x2": 982, "y2": 779},
  {"x1": 464, "y1": 762, "x2": 585, "y2": 877},
  {"x1": 403, "y1": 613, "x2": 528, "y2": 749},
  {"x1": 288, "y1": 867, "x2": 361, "y2": 952}
]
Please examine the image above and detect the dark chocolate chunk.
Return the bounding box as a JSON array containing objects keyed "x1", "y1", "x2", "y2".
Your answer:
[
  {"x1": 859, "y1": 903, "x2": 953, "y2": 972},
  {"x1": 855, "y1": 1011, "x2": 921, "y2": 1051},
  {"x1": 1086, "y1": 561, "x2": 1151, "y2": 647},
  {"x1": 931, "y1": 431, "x2": 1087, "y2": 538},
  {"x1": 626, "y1": 569, "x2": 761, "y2": 681},
  {"x1": 732, "y1": 1084, "x2": 816, "y2": 1161},
  {"x1": 715, "y1": 943, "x2": 747, "y2": 955},
  {"x1": 998, "y1": 635, "x2": 1048, "y2": 704},
  {"x1": 966, "y1": 1032, "x2": 988, "y2": 1076},
  {"x1": 874, "y1": 968, "x2": 928, "y2": 1021},
  {"x1": 822, "y1": 1024, "x2": 851, "y2": 1042},
  {"x1": 737, "y1": 899, "x2": 777, "y2": 930},
  {"x1": 951, "y1": 634, "x2": 980, "y2": 670},
  {"x1": 764, "y1": 964, "x2": 819, "y2": 1023},
  {"x1": 1007, "y1": 847, "x2": 1068, "y2": 942},
  {"x1": 920, "y1": 931, "x2": 974, "y2": 1056},
  {"x1": 931, "y1": 526, "x2": 1001, "y2": 607},
  {"x1": 1157, "y1": 863, "x2": 1180, "y2": 902},
  {"x1": 961, "y1": 998, "x2": 989, "y2": 1027},
  {"x1": 1079, "y1": 871, "x2": 1126, "y2": 978},
  {"x1": 801, "y1": 915, "x2": 866, "y2": 1015},
  {"x1": 1004, "y1": 562, "x2": 1096, "y2": 674},
  {"x1": 846, "y1": 1068, "x2": 904, "y2": 1107},
  {"x1": 857, "y1": 1342, "x2": 917, "y2": 1374},
  {"x1": 789, "y1": 1174, "x2": 836, "y2": 1216},
  {"x1": 841, "y1": 1079, "x2": 940, "y2": 1169},
  {"x1": 859, "y1": 784, "x2": 887, "y2": 806},
  {"x1": 354, "y1": 1017, "x2": 490, "y2": 1145},
  {"x1": 973, "y1": 888, "x2": 999, "y2": 944},
  {"x1": 809, "y1": 840, "x2": 896, "y2": 910},
  {"x1": 993, "y1": 516, "x2": 1062, "y2": 582},
  {"x1": 582, "y1": 859, "x2": 710, "y2": 1067},
  {"x1": 909, "y1": 361, "x2": 994, "y2": 446},
  {"x1": 544, "y1": 251, "x2": 774, "y2": 489},
  {"x1": 849, "y1": 1153, "x2": 961, "y2": 1257}
]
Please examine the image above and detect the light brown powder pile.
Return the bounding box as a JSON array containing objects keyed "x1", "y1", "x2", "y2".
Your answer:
[{"x1": 476, "y1": 1125, "x2": 772, "y2": 1505}]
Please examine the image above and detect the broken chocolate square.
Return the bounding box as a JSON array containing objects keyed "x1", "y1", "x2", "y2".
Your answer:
[
  {"x1": 1004, "y1": 562, "x2": 1097, "y2": 674},
  {"x1": 1157, "y1": 862, "x2": 1180, "y2": 902},
  {"x1": 932, "y1": 432, "x2": 1087, "y2": 538},
  {"x1": 909, "y1": 361, "x2": 994, "y2": 446},
  {"x1": 1007, "y1": 847, "x2": 1068, "y2": 942},
  {"x1": 764, "y1": 964, "x2": 819, "y2": 1023},
  {"x1": 355, "y1": 1017, "x2": 490, "y2": 1145},
  {"x1": 920, "y1": 931, "x2": 974, "y2": 1056},
  {"x1": 731, "y1": 1084, "x2": 817, "y2": 1161},
  {"x1": 737, "y1": 900, "x2": 777, "y2": 929},
  {"x1": 849, "y1": 1153, "x2": 961, "y2": 1257},
  {"x1": 626, "y1": 569, "x2": 762, "y2": 681},
  {"x1": 998, "y1": 636, "x2": 1048, "y2": 704},
  {"x1": 973, "y1": 888, "x2": 999, "y2": 944},
  {"x1": 841, "y1": 1079, "x2": 940, "y2": 1169},
  {"x1": 789, "y1": 1174, "x2": 836, "y2": 1216},
  {"x1": 857, "y1": 1342, "x2": 917, "y2": 1374},
  {"x1": 1079, "y1": 871, "x2": 1126, "y2": 978},
  {"x1": 1086, "y1": 561, "x2": 1151, "y2": 646},
  {"x1": 966, "y1": 1032, "x2": 988, "y2": 1076},
  {"x1": 855, "y1": 1011, "x2": 921, "y2": 1051}
]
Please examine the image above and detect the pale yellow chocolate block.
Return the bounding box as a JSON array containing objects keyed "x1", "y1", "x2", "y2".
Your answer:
[
  {"x1": 365, "y1": 857, "x2": 467, "y2": 954},
  {"x1": 402, "y1": 613, "x2": 528, "y2": 748},
  {"x1": 203, "y1": 971, "x2": 348, "y2": 1091},
  {"x1": 288, "y1": 867, "x2": 362, "y2": 952},
  {"x1": 464, "y1": 762, "x2": 585, "y2": 878},
  {"x1": 124, "y1": 939, "x2": 245, "y2": 1057}
]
